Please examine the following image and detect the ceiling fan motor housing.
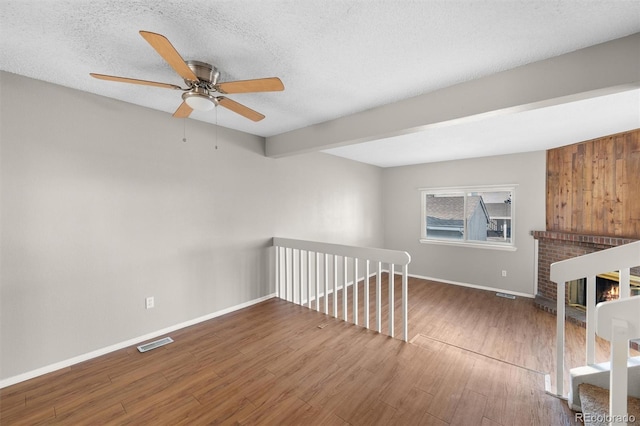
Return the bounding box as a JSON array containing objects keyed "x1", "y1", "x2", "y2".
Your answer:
[
  {"x1": 186, "y1": 60, "x2": 219, "y2": 86},
  {"x1": 182, "y1": 61, "x2": 221, "y2": 111}
]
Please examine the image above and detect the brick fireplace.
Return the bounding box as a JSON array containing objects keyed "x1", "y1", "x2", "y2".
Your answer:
[{"x1": 533, "y1": 230, "x2": 639, "y2": 325}]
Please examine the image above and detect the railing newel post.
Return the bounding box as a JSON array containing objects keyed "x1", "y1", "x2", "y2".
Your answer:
[
  {"x1": 314, "y1": 252, "x2": 320, "y2": 311},
  {"x1": 333, "y1": 254, "x2": 338, "y2": 318},
  {"x1": 376, "y1": 261, "x2": 382, "y2": 333},
  {"x1": 307, "y1": 250, "x2": 312, "y2": 309},
  {"x1": 275, "y1": 245, "x2": 280, "y2": 298},
  {"x1": 389, "y1": 263, "x2": 395, "y2": 338}
]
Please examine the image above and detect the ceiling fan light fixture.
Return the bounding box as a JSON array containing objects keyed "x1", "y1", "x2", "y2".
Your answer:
[{"x1": 182, "y1": 88, "x2": 217, "y2": 111}]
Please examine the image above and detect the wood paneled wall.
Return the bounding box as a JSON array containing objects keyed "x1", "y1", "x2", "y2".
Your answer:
[{"x1": 546, "y1": 129, "x2": 640, "y2": 238}]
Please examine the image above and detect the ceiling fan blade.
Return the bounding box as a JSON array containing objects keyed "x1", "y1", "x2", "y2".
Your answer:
[
  {"x1": 217, "y1": 97, "x2": 265, "y2": 122},
  {"x1": 139, "y1": 31, "x2": 198, "y2": 82},
  {"x1": 90, "y1": 73, "x2": 183, "y2": 90},
  {"x1": 216, "y1": 77, "x2": 284, "y2": 94},
  {"x1": 173, "y1": 102, "x2": 193, "y2": 118}
]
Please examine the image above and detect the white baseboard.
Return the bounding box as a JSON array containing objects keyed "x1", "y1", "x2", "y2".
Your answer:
[
  {"x1": 299, "y1": 280, "x2": 354, "y2": 305},
  {"x1": 0, "y1": 293, "x2": 277, "y2": 389},
  {"x1": 293, "y1": 271, "x2": 382, "y2": 305},
  {"x1": 283, "y1": 270, "x2": 532, "y2": 301},
  {"x1": 408, "y1": 273, "x2": 535, "y2": 299}
]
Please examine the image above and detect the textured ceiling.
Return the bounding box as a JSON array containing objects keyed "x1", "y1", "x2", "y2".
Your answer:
[{"x1": 1, "y1": 1, "x2": 639, "y2": 166}]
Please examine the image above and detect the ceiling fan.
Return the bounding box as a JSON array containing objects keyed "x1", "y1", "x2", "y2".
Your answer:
[{"x1": 90, "y1": 31, "x2": 284, "y2": 122}]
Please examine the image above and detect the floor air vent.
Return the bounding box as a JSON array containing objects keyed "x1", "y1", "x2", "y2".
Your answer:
[
  {"x1": 496, "y1": 292, "x2": 516, "y2": 300},
  {"x1": 137, "y1": 337, "x2": 174, "y2": 353}
]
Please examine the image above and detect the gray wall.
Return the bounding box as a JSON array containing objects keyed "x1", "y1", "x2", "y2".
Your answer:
[
  {"x1": 382, "y1": 152, "x2": 546, "y2": 296},
  {"x1": 0, "y1": 72, "x2": 383, "y2": 380}
]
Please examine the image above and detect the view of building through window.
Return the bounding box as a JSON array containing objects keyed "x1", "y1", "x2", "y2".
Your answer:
[{"x1": 421, "y1": 187, "x2": 514, "y2": 248}]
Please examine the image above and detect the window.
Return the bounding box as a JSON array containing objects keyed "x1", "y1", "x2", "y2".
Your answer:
[{"x1": 420, "y1": 185, "x2": 516, "y2": 250}]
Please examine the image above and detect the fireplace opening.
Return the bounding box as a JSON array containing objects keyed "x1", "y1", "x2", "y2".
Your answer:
[{"x1": 568, "y1": 272, "x2": 640, "y2": 310}]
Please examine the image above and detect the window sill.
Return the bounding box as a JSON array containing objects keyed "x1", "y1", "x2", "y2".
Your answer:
[{"x1": 419, "y1": 239, "x2": 517, "y2": 251}]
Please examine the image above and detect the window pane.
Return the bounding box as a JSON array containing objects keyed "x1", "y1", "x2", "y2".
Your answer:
[
  {"x1": 473, "y1": 191, "x2": 512, "y2": 243},
  {"x1": 421, "y1": 186, "x2": 515, "y2": 249},
  {"x1": 425, "y1": 193, "x2": 465, "y2": 240}
]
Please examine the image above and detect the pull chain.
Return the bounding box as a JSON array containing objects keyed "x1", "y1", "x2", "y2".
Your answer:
[{"x1": 182, "y1": 117, "x2": 187, "y2": 143}]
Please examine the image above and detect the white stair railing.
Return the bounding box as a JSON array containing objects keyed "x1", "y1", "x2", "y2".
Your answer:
[
  {"x1": 273, "y1": 237, "x2": 412, "y2": 341},
  {"x1": 550, "y1": 240, "x2": 640, "y2": 397},
  {"x1": 596, "y1": 296, "x2": 640, "y2": 426}
]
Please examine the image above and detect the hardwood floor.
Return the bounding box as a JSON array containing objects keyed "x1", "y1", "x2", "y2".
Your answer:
[{"x1": 3, "y1": 275, "x2": 618, "y2": 425}]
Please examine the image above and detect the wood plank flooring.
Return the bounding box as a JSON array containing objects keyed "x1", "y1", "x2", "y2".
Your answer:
[
  {"x1": 2, "y1": 275, "x2": 612, "y2": 425},
  {"x1": 379, "y1": 276, "x2": 637, "y2": 393}
]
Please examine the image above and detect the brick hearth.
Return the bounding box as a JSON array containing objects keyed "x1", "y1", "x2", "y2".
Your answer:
[
  {"x1": 533, "y1": 230, "x2": 639, "y2": 331},
  {"x1": 533, "y1": 231, "x2": 638, "y2": 302}
]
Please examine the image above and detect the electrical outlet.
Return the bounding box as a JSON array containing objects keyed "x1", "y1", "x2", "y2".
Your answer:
[
  {"x1": 501, "y1": 270, "x2": 507, "y2": 277},
  {"x1": 145, "y1": 296, "x2": 155, "y2": 309}
]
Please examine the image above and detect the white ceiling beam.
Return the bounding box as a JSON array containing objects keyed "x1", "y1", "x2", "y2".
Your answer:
[{"x1": 266, "y1": 33, "x2": 640, "y2": 158}]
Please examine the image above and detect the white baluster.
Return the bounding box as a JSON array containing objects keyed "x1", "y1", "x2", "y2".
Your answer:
[
  {"x1": 619, "y1": 268, "x2": 631, "y2": 299},
  {"x1": 364, "y1": 259, "x2": 370, "y2": 330},
  {"x1": 586, "y1": 275, "x2": 596, "y2": 365},
  {"x1": 619, "y1": 268, "x2": 632, "y2": 358},
  {"x1": 402, "y1": 264, "x2": 408, "y2": 342},
  {"x1": 343, "y1": 256, "x2": 348, "y2": 321},
  {"x1": 285, "y1": 247, "x2": 290, "y2": 302},
  {"x1": 610, "y1": 318, "x2": 629, "y2": 426},
  {"x1": 556, "y1": 280, "x2": 565, "y2": 397},
  {"x1": 353, "y1": 258, "x2": 358, "y2": 326},
  {"x1": 298, "y1": 249, "x2": 303, "y2": 305},
  {"x1": 324, "y1": 253, "x2": 329, "y2": 314}
]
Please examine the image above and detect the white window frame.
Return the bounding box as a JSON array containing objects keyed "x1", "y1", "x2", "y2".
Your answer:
[{"x1": 419, "y1": 184, "x2": 517, "y2": 251}]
